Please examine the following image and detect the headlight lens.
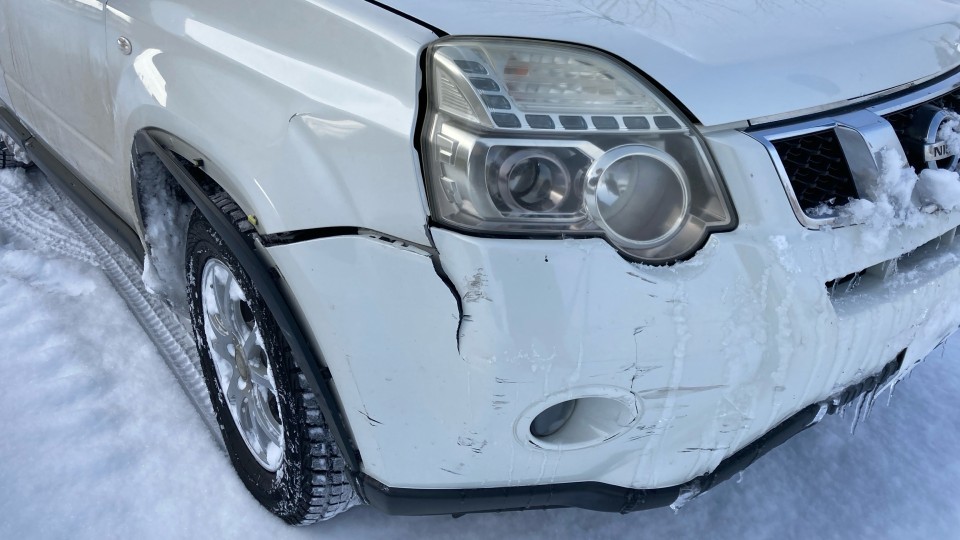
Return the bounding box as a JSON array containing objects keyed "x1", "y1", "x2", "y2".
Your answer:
[
  {"x1": 496, "y1": 149, "x2": 572, "y2": 213},
  {"x1": 421, "y1": 38, "x2": 736, "y2": 263}
]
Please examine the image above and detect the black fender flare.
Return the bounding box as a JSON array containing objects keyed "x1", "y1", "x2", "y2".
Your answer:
[{"x1": 133, "y1": 130, "x2": 363, "y2": 478}]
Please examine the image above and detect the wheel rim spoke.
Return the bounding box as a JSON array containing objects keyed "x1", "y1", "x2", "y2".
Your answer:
[
  {"x1": 240, "y1": 326, "x2": 260, "y2": 365},
  {"x1": 224, "y1": 368, "x2": 244, "y2": 406},
  {"x1": 248, "y1": 360, "x2": 274, "y2": 393},
  {"x1": 209, "y1": 332, "x2": 234, "y2": 371},
  {"x1": 238, "y1": 397, "x2": 255, "y2": 441},
  {"x1": 207, "y1": 283, "x2": 230, "y2": 338},
  {"x1": 216, "y1": 268, "x2": 236, "y2": 318},
  {"x1": 251, "y1": 389, "x2": 283, "y2": 447}
]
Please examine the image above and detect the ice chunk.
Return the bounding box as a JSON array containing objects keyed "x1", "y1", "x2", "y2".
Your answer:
[
  {"x1": 670, "y1": 480, "x2": 701, "y2": 513},
  {"x1": 137, "y1": 153, "x2": 194, "y2": 308},
  {"x1": 0, "y1": 130, "x2": 29, "y2": 165}
]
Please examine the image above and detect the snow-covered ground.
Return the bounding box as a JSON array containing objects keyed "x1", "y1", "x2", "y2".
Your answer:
[{"x1": 0, "y1": 167, "x2": 957, "y2": 539}]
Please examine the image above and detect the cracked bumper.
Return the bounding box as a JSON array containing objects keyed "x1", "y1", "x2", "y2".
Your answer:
[
  {"x1": 267, "y1": 218, "x2": 960, "y2": 493},
  {"x1": 265, "y1": 131, "x2": 960, "y2": 500},
  {"x1": 358, "y1": 353, "x2": 902, "y2": 516}
]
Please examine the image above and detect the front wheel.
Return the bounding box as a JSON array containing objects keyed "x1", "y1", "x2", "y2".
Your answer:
[{"x1": 186, "y1": 197, "x2": 354, "y2": 524}]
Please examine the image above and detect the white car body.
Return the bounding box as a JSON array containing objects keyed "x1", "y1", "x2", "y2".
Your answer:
[{"x1": 1, "y1": 0, "x2": 959, "y2": 515}]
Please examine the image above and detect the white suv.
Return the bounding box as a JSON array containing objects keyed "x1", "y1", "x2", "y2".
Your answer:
[{"x1": 2, "y1": 0, "x2": 959, "y2": 525}]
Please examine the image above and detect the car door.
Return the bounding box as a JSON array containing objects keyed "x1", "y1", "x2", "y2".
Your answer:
[{"x1": 2, "y1": 0, "x2": 118, "y2": 202}]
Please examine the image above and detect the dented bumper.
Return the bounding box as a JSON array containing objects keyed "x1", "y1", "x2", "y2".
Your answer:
[
  {"x1": 358, "y1": 353, "x2": 904, "y2": 516},
  {"x1": 266, "y1": 195, "x2": 960, "y2": 497}
]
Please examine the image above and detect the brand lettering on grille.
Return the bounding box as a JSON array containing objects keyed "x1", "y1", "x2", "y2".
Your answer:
[{"x1": 925, "y1": 140, "x2": 954, "y2": 162}]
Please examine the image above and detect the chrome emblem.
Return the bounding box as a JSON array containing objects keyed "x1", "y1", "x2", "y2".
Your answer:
[{"x1": 906, "y1": 104, "x2": 960, "y2": 171}]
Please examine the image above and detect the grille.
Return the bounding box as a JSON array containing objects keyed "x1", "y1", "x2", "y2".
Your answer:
[
  {"x1": 772, "y1": 130, "x2": 858, "y2": 212},
  {"x1": 883, "y1": 91, "x2": 960, "y2": 136},
  {"x1": 770, "y1": 87, "x2": 960, "y2": 216}
]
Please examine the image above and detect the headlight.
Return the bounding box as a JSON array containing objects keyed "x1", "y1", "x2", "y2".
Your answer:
[{"x1": 420, "y1": 38, "x2": 736, "y2": 263}]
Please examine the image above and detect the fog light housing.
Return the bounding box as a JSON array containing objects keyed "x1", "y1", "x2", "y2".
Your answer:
[
  {"x1": 520, "y1": 388, "x2": 642, "y2": 450},
  {"x1": 530, "y1": 399, "x2": 577, "y2": 438}
]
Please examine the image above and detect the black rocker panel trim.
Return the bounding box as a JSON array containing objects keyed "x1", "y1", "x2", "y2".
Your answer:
[
  {"x1": 133, "y1": 131, "x2": 362, "y2": 474},
  {"x1": 0, "y1": 107, "x2": 144, "y2": 261}
]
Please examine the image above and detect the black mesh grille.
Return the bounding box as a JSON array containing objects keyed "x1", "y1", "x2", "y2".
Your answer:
[
  {"x1": 771, "y1": 87, "x2": 960, "y2": 215},
  {"x1": 772, "y1": 130, "x2": 858, "y2": 211},
  {"x1": 884, "y1": 105, "x2": 922, "y2": 137},
  {"x1": 883, "y1": 91, "x2": 960, "y2": 136}
]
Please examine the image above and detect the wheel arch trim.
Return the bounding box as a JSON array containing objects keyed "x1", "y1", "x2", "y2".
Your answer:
[{"x1": 132, "y1": 129, "x2": 364, "y2": 476}]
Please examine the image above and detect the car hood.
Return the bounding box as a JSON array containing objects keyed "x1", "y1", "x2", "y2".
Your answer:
[{"x1": 379, "y1": 0, "x2": 960, "y2": 126}]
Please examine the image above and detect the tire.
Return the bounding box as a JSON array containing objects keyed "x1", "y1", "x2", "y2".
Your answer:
[{"x1": 186, "y1": 194, "x2": 354, "y2": 524}]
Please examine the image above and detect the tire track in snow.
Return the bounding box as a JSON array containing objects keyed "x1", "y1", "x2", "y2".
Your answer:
[
  {"x1": 4, "y1": 169, "x2": 223, "y2": 447},
  {"x1": 0, "y1": 171, "x2": 99, "y2": 266},
  {"x1": 52, "y1": 184, "x2": 223, "y2": 446}
]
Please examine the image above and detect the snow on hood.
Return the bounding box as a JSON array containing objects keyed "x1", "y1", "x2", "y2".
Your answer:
[{"x1": 381, "y1": 0, "x2": 960, "y2": 126}]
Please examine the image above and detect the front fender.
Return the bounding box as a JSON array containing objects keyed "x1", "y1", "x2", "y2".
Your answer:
[{"x1": 107, "y1": 0, "x2": 436, "y2": 244}]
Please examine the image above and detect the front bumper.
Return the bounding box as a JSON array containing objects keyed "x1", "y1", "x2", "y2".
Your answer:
[
  {"x1": 358, "y1": 353, "x2": 902, "y2": 515},
  {"x1": 265, "y1": 129, "x2": 960, "y2": 510}
]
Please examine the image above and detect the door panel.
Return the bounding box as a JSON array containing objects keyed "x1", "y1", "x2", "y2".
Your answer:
[{"x1": 3, "y1": 0, "x2": 117, "y2": 201}]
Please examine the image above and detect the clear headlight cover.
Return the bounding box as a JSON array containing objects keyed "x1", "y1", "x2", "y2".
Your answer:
[{"x1": 421, "y1": 38, "x2": 736, "y2": 263}]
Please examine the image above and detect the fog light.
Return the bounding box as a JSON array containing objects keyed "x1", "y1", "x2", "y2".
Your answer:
[
  {"x1": 520, "y1": 390, "x2": 641, "y2": 450},
  {"x1": 530, "y1": 399, "x2": 577, "y2": 438}
]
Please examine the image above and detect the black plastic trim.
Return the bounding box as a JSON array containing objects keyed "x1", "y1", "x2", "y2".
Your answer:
[
  {"x1": 134, "y1": 131, "x2": 362, "y2": 475},
  {"x1": 0, "y1": 107, "x2": 144, "y2": 262},
  {"x1": 0, "y1": 106, "x2": 32, "y2": 145},
  {"x1": 360, "y1": 406, "x2": 818, "y2": 516},
  {"x1": 260, "y1": 227, "x2": 363, "y2": 247},
  {"x1": 359, "y1": 353, "x2": 904, "y2": 516}
]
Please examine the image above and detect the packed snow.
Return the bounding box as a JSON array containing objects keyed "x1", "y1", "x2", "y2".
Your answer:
[
  {"x1": 137, "y1": 152, "x2": 193, "y2": 309},
  {"x1": 837, "y1": 149, "x2": 948, "y2": 251},
  {"x1": 808, "y1": 142, "x2": 960, "y2": 252},
  {"x1": 0, "y1": 167, "x2": 958, "y2": 539}
]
